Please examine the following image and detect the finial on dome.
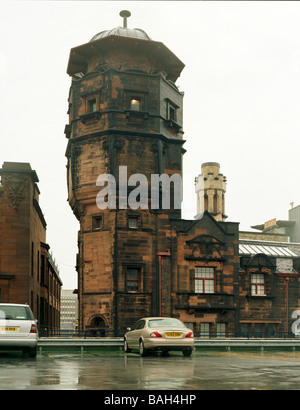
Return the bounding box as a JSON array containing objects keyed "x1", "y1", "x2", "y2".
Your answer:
[{"x1": 120, "y1": 10, "x2": 131, "y2": 28}]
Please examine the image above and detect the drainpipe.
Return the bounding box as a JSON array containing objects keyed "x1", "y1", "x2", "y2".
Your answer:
[
  {"x1": 157, "y1": 250, "x2": 171, "y2": 317},
  {"x1": 285, "y1": 277, "x2": 290, "y2": 335}
]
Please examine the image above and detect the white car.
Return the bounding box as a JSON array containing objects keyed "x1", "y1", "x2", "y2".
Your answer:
[
  {"x1": 0, "y1": 303, "x2": 38, "y2": 357},
  {"x1": 124, "y1": 317, "x2": 194, "y2": 356}
]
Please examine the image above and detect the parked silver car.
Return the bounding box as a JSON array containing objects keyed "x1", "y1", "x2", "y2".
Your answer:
[
  {"x1": 0, "y1": 303, "x2": 38, "y2": 357},
  {"x1": 124, "y1": 317, "x2": 194, "y2": 356}
]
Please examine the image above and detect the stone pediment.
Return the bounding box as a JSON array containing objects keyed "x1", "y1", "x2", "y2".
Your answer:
[{"x1": 185, "y1": 234, "x2": 225, "y2": 261}]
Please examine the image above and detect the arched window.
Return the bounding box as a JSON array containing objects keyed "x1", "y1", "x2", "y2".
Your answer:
[{"x1": 87, "y1": 315, "x2": 106, "y2": 336}]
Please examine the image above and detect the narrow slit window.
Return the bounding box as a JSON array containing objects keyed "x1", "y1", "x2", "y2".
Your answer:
[
  {"x1": 166, "y1": 100, "x2": 178, "y2": 122},
  {"x1": 88, "y1": 99, "x2": 96, "y2": 113},
  {"x1": 169, "y1": 105, "x2": 176, "y2": 121}
]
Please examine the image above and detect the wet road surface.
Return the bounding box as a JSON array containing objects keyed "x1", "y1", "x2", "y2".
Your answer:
[{"x1": 0, "y1": 349, "x2": 300, "y2": 390}]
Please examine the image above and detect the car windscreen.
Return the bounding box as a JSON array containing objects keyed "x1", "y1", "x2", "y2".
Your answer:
[
  {"x1": 148, "y1": 319, "x2": 185, "y2": 328},
  {"x1": 0, "y1": 305, "x2": 34, "y2": 321}
]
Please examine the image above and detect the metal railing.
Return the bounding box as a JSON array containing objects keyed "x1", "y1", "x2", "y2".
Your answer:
[{"x1": 38, "y1": 329, "x2": 300, "y2": 339}]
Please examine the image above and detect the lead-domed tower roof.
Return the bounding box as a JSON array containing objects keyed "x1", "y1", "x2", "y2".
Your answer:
[
  {"x1": 67, "y1": 10, "x2": 184, "y2": 83},
  {"x1": 90, "y1": 11, "x2": 152, "y2": 42}
]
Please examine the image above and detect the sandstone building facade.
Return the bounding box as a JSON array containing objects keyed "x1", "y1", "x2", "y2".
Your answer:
[
  {"x1": 66, "y1": 12, "x2": 299, "y2": 337},
  {"x1": 66, "y1": 12, "x2": 240, "y2": 336},
  {"x1": 239, "y1": 238, "x2": 300, "y2": 336},
  {"x1": 238, "y1": 211, "x2": 300, "y2": 337},
  {"x1": 0, "y1": 162, "x2": 62, "y2": 333}
]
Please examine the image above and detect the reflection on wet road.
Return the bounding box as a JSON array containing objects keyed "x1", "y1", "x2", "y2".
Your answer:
[{"x1": 0, "y1": 350, "x2": 300, "y2": 390}]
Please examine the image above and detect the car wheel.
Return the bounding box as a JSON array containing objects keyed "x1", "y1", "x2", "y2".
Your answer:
[
  {"x1": 182, "y1": 348, "x2": 192, "y2": 357},
  {"x1": 124, "y1": 338, "x2": 131, "y2": 353},
  {"x1": 139, "y1": 340, "x2": 148, "y2": 357},
  {"x1": 28, "y1": 347, "x2": 37, "y2": 358}
]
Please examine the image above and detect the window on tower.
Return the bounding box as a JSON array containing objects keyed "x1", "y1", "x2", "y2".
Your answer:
[
  {"x1": 92, "y1": 215, "x2": 103, "y2": 230},
  {"x1": 167, "y1": 100, "x2": 178, "y2": 122},
  {"x1": 88, "y1": 98, "x2": 97, "y2": 113},
  {"x1": 130, "y1": 97, "x2": 141, "y2": 111},
  {"x1": 80, "y1": 95, "x2": 100, "y2": 123},
  {"x1": 128, "y1": 216, "x2": 139, "y2": 229},
  {"x1": 125, "y1": 90, "x2": 146, "y2": 114},
  {"x1": 169, "y1": 105, "x2": 176, "y2": 121}
]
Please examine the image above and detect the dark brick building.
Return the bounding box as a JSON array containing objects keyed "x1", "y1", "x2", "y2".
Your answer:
[{"x1": 0, "y1": 162, "x2": 62, "y2": 332}]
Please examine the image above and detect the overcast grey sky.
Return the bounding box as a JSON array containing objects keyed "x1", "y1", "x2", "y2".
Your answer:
[{"x1": 1, "y1": 1, "x2": 300, "y2": 289}]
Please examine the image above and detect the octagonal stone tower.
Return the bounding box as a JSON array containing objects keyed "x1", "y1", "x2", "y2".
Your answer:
[
  {"x1": 195, "y1": 162, "x2": 227, "y2": 222},
  {"x1": 65, "y1": 11, "x2": 185, "y2": 335}
]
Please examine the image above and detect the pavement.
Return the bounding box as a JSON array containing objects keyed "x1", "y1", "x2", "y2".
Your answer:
[{"x1": 0, "y1": 348, "x2": 300, "y2": 391}]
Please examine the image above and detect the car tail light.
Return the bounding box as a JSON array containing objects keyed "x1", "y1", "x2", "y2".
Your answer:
[
  {"x1": 185, "y1": 331, "x2": 193, "y2": 338},
  {"x1": 150, "y1": 331, "x2": 162, "y2": 338},
  {"x1": 30, "y1": 323, "x2": 37, "y2": 334}
]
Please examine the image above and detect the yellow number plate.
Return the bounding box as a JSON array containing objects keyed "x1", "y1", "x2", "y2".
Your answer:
[
  {"x1": 165, "y1": 332, "x2": 182, "y2": 337},
  {"x1": 0, "y1": 327, "x2": 18, "y2": 331}
]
